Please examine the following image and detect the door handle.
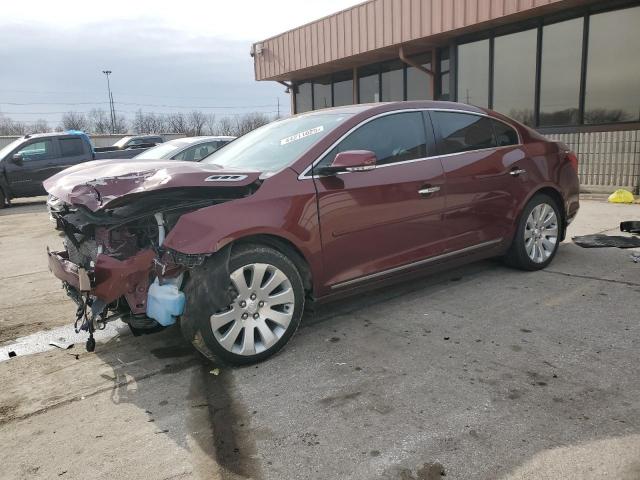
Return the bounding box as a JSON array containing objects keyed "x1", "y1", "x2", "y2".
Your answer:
[
  {"x1": 510, "y1": 168, "x2": 526, "y2": 177},
  {"x1": 418, "y1": 186, "x2": 440, "y2": 195}
]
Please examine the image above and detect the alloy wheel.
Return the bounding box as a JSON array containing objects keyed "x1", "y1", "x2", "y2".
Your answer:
[
  {"x1": 210, "y1": 263, "x2": 295, "y2": 355},
  {"x1": 524, "y1": 203, "x2": 559, "y2": 263}
]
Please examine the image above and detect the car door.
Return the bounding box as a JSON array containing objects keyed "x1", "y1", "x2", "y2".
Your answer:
[
  {"x1": 312, "y1": 110, "x2": 447, "y2": 290},
  {"x1": 4, "y1": 138, "x2": 60, "y2": 197},
  {"x1": 429, "y1": 110, "x2": 527, "y2": 252}
]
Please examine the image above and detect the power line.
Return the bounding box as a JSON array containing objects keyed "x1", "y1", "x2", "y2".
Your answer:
[{"x1": 1, "y1": 101, "x2": 281, "y2": 109}]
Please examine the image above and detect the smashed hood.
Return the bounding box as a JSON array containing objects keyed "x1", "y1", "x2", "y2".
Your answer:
[{"x1": 44, "y1": 159, "x2": 261, "y2": 211}]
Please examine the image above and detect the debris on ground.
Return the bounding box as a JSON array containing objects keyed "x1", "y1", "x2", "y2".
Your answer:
[
  {"x1": 8, "y1": 351, "x2": 16, "y2": 358},
  {"x1": 210, "y1": 368, "x2": 220, "y2": 376},
  {"x1": 49, "y1": 340, "x2": 74, "y2": 350}
]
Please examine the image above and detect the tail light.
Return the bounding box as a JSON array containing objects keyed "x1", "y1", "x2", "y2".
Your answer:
[{"x1": 566, "y1": 151, "x2": 579, "y2": 173}]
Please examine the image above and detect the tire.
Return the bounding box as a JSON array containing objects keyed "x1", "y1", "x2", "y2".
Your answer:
[
  {"x1": 504, "y1": 193, "x2": 563, "y2": 271},
  {"x1": 184, "y1": 244, "x2": 305, "y2": 365},
  {"x1": 0, "y1": 188, "x2": 5, "y2": 209}
]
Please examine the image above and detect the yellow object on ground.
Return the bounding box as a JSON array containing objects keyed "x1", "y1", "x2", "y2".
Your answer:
[{"x1": 608, "y1": 189, "x2": 635, "y2": 203}]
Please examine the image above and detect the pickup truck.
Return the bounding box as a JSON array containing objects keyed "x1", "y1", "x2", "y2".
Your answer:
[{"x1": 0, "y1": 132, "x2": 154, "y2": 206}]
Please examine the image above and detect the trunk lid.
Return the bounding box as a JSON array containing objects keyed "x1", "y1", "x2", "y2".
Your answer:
[{"x1": 43, "y1": 159, "x2": 261, "y2": 212}]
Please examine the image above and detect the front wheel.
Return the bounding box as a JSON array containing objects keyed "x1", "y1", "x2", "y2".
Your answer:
[
  {"x1": 185, "y1": 244, "x2": 305, "y2": 365},
  {"x1": 504, "y1": 193, "x2": 562, "y2": 271}
]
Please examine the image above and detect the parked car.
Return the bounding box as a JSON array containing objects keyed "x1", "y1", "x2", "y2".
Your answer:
[
  {"x1": 95, "y1": 135, "x2": 165, "y2": 153},
  {"x1": 45, "y1": 101, "x2": 579, "y2": 363},
  {"x1": 0, "y1": 132, "x2": 155, "y2": 206},
  {"x1": 133, "y1": 136, "x2": 235, "y2": 161}
]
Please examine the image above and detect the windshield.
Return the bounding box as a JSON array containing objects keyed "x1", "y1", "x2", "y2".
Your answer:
[
  {"x1": 201, "y1": 112, "x2": 352, "y2": 172},
  {"x1": 134, "y1": 141, "x2": 189, "y2": 160},
  {"x1": 113, "y1": 136, "x2": 133, "y2": 148},
  {"x1": 0, "y1": 138, "x2": 25, "y2": 160}
]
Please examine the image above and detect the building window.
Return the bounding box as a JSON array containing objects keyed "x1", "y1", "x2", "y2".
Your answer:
[
  {"x1": 457, "y1": 39, "x2": 489, "y2": 107},
  {"x1": 406, "y1": 53, "x2": 433, "y2": 100},
  {"x1": 437, "y1": 48, "x2": 450, "y2": 100},
  {"x1": 313, "y1": 76, "x2": 332, "y2": 110},
  {"x1": 585, "y1": 6, "x2": 640, "y2": 124},
  {"x1": 333, "y1": 70, "x2": 353, "y2": 106},
  {"x1": 295, "y1": 82, "x2": 312, "y2": 113},
  {"x1": 492, "y1": 29, "x2": 537, "y2": 126},
  {"x1": 358, "y1": 65, "x2": 380, "y2": 103},
  {"x1": 431, "y1": 111, "x2": 495, "y2": 155},
  {"x1": 380, "y1": 60, "x2": 404, "y2": 102},
  {"x1": 539, "y1": 18, "x2": 583, "y2": 126}
]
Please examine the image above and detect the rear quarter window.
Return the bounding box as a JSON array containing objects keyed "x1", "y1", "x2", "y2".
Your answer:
[{"x1": 492, "y1": 120, "x2": 519, "y2": 146}]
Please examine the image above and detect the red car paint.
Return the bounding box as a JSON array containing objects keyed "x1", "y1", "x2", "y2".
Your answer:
[{"x1": 46, "y1": 101, "x2": 579, "y2": 310}]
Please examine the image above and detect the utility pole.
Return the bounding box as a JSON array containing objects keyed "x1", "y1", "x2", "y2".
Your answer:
[{"x1": 102, "y1": 70, "x2": 116, "y2": 133}]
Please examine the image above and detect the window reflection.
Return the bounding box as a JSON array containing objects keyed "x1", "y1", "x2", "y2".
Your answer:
[
  {"x1": 539, "y1": 18, "x2": 583, "y2": 126},
  {"x1": 406, "y1": 53, "x2": 433, "y2": 100},
  {"x1": 380, "y1": 60, "x2": 404, "y2": 101},
  {"x1": 457, "y1": 40, "x2": 489, "y2": 107},
  {"x1": 493, "y1": 29, "x2": 537, "y2": 126},
  {"x1": 295, "y1": 82, "x2": 312, "y2": 114},
  {"x1": 585, "y1": 6, "x2": 640, "y2": 124},
  {"x1": 333, "y1": 70, "x2": 354, "y2": 106},
  {"x1": 313, "y1": 76, "x2": 332, "y2": 110},
  {"x1": 358, "y1": 65, "x2": 380, "y2": 103}
]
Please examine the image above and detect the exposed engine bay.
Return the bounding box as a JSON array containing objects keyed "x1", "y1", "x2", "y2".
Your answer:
[{"x1": 47, "y1": 182, "x2": 258, "y2": 352}]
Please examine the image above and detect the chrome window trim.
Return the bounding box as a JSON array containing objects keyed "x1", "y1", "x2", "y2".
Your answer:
[
  {"x1": 298, "y1": 107, "x2": 522, "y2": 180},
  {"x1": 330, "y1": 238, "x2": 503, "y2": 289}
]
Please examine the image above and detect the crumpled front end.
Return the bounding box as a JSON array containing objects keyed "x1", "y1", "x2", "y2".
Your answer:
[{"x1": 44, "y1": 163, "x2": 261, "y2": 351}]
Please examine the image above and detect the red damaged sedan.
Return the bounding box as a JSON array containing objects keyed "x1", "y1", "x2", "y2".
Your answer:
[{"x1": 45, "y1": 101, "x2": 579, "y2": 363}]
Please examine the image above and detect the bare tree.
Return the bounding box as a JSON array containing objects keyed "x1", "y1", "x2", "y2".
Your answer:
[
  {"x1": 167, "y1": 112, "x2": 188, "y2": 135},
  {"x1": 0, "y1": 115, "x2": 28, "y2": 135},
  {"x1": 113, "y1": 114, "x2": 129, "y2": 134},
  {"x1": 88, "y1": 109, "x2": 111, "y2": 134},
  {"x1": 61, "y1": 111, "x2": 89, "y2": 131},
  {"x1": 204, "y1": 113, "x2": 217, "y2": 135},
  {"x1": 187, "y1": 110, "x2": 207, "y2": 136},
  {"x1": 233, "y1": 112, "x2": 271, "y2": 136},
  {"x1": 132, "y1": 110, "x2": 165, "y2": 134},
  {"x1": 214, "y1": 116, "x2": 235, "y2": 136},
  {"x1": 27, "y1": 119, "x2": 50, "y2": 134}
]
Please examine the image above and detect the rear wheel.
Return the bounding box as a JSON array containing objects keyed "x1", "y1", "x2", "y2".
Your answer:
[
  {"x1": 0, "y1": 188, "x2": 5, "y2": 209},
  {"x1": 186, "y1": 244, "x2": 304, "y2": 364},
  {"x1": 504, "y1": 193, "x2": 562, "y2": 271}
]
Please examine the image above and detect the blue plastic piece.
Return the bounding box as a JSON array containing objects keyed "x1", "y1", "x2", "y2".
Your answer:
[{"x1": 146, "y1": 277, "x2": 185, "y2": 327}]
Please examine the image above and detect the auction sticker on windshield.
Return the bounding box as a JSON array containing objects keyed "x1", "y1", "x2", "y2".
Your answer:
[{"x1": 280, "y1": 126, "x2": 324, "y2": 146}]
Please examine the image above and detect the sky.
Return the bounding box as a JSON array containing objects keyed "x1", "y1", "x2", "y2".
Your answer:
[{"x1": 0, "y1": 0, "x2": 359, "y2": 127}]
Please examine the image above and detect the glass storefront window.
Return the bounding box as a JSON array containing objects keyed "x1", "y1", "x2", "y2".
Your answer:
[
  {"x1": 380, "y1": 60, "x2": 404, "y2": 101},
  {"x1": 539, "y1": 18, "x2": 583, "y2": 126},
  {"x1": 295, "y1": 82, "x2": 312, "y2": 114},
  {"x1": 358, "y1": 65, "x2": 380, "y2": 103},
  {"x1": 585, "y1": 6, "x2": 640, "y2": 124},
  {"x1": 457, "y1": 39, "x2": 489, "y2": 107},
  {"x1": 493, "y1": 29, "x2": 537, "y2": 126},
  {"x1": 313, "y1": 76, "x2": 332, "y2": 110},
  {"x1": 333, "y1": 70, "x2": 354, "y2": 106},
  {"x1": 437, "y1": 48, "x2": 450, "y2": 100},
  {"x1": 406, "y1": 53, "x2": 433, "y2": 100}
]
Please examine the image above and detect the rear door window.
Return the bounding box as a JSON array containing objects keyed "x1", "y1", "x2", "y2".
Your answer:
[
  {"x1": 59, "y1": 138, "x2": 85, "y2": 156},
  {"x1": 431, "y1": 111, "x2": 496, "y2": 155},
  {"x1": 173, "y1": 142, "x2": 218, "y2": 161},
  {"x1": 320, "y1": 111, "x2": 428, "y2": 168}
]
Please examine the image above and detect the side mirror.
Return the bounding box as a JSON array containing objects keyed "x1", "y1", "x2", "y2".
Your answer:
[
  {"x1": 318, "y1": 150, "x2": 377, "y2": 176},
  {"x1": 11, "y1": 153, "x2": 23, "y2": 164}
]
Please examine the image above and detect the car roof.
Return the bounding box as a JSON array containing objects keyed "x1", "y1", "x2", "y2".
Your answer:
[
  {"x1": 165, "y1": 136, "x2": 236, "y2": 146},
  {"x1": 297, "y1": 100, "x2": 487, "y2": 117}
]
